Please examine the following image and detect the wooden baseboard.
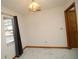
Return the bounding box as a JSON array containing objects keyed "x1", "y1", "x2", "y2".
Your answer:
[{"x1": 23, "y1": 45, "x2": 67, "y2": 50}]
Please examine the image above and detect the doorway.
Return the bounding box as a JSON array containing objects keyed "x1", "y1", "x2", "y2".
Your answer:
[{"x1": 65, "y1": 3, "x2": 78, "y2": 48}]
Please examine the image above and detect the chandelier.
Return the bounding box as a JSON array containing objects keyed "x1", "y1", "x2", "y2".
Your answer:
[{"x1": 29, "y1": 0, "x2": 41, "y2": 12}]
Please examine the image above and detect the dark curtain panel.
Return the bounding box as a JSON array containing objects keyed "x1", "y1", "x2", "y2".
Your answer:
[{"x1": 13, "y1": 16, "x2": 23, "y2": 57}]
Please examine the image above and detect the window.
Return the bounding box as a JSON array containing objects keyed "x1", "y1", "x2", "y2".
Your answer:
[{"x1": 3, "y1": 16, "x2": 14, "y2": 44}]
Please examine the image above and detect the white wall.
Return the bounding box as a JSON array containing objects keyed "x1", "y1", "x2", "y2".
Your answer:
[
  {"x1": 1, "y1": 6, "x2": 26, "y2": 59},
  {"x1": 23, "y1": 6, "x2": 67, "y2": 47}
]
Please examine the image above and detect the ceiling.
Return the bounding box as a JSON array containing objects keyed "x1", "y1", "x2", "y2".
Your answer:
[{"x1": 1, "y1": 0, "x2": 67, "y2": 15}]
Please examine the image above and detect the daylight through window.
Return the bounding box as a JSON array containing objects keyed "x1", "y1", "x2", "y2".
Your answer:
[{"x1": 3, "y1": 17, "x2": 14, "y2": 44}]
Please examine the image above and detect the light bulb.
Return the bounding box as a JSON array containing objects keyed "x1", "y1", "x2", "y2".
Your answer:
[{"x1": 29, "y1": 2, "x2": 41, "y2": 12}]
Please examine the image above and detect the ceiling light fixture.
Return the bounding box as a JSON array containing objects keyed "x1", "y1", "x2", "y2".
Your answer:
[{"x1": 29, "y1": 0, "x2": 41, "y2": 12}]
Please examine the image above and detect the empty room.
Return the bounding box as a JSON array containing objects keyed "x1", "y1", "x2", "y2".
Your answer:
[{"x1": 1, "y1": 0, "x2": 78, "y2": 59}]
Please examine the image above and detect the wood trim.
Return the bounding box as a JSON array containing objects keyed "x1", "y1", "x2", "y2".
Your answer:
[
  {"x1": 23, "y1": 45, "x2": 67, "y2": 49},
  {"x1": 64, "y1": 11, "x2": 72, "y2": 48},
  {"x1": 64, "y1": 2, "x2": 77, "y2": 48},
  {"x1": 65, "y1": 2, "x2": 75, "y2": 12}
]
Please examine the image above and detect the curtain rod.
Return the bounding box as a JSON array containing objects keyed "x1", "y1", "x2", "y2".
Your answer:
[{"x1": 1, "y1": 12, "x2": 15, "y2": 17}]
